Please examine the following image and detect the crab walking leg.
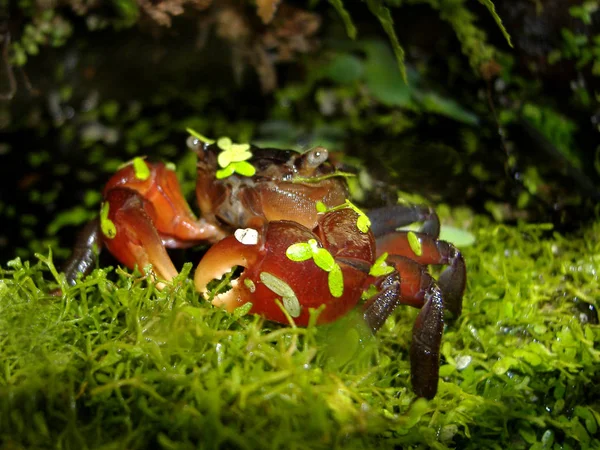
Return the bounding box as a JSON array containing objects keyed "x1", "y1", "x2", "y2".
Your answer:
[
  {"x1": 367, "y1": 205, "x2": 441, "y2": 238},
  {"x1": 364, "y1": 255, "x2": 444, "y2": 399},
  {"x1": 376, "y1": 231, "x2": 465, "y2": 318},
  {"x1": 62, "y1": 218, "x2": 102, "y2": 286},
  {"x1": 103, "y1": 188, "x2": 178, "y2": 283},
  {"x1": 362, "y1": 271, "x2": 401, "y2": 333}
]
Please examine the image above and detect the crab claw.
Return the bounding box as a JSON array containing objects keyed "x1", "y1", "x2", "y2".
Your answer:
[
  {"x1": 193, "y1": 227, "x2": 263, "y2": 311},
  {"x1": 105, "y1": 160, "x2": 225, "y2": 245},
  {"x1": 194, "y1": 217, "x2": 367, "y2": 326}
]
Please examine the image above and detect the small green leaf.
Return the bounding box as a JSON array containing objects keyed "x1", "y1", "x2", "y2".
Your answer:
[
  {"x1": 216, "y1": 166, "x2": 236, "y2": 179},
  {"x1": 343, "y1": 199, "x2": 371, "y2": 232},
  {"x1": 218, "y1": 150, "x2": 232, "y2": 168},
  {"x1": 215, "y1": 136, "x2": 254, "y2": 177},
  {"x1": 232, "y1": 161, "x2": 256, "y2": 177},
  {"x1": 369, "y1": 252, "x2": 394, "y2": 277},
  {"x1": 216, "y1": 137, "x2": 232, "y2": 151},
  {"x1": 407, "y1": 231, "x2": 422, "y2": 257},
  {"x1": 132, "y1": 157, "x2": 150, "y2": 180},
  {"x1": 186, "y1": 128, "x2": 214, "y2": 144},
  {"x1": 328, "y1": 0, "x2": 357, "y2": 39},
  {"x1": 328, "y1": 264, "x2": 344, "y2": 298},
  {"x1": 316, "y1": 201, "x2": 327, "y2": 213},
  {"x1": 478, "y1": 0, "x2": 513, "y2": 47},
  {"x1": 492, "y1": 356, "x2": 519, "y2": 375},
  {"x1": 292, "y1": 171, "x2": 356, "y2": 184},
  {"x1": 356, "y1": 215, "x2": 370, "y2": 233},
  {"x1": 366, "y1": 0, "x2": 407, "y2": 83},
  {"x1": 243, "y1": 278, "x2": 256, "y2": 293},
  {"x1": 286, "y1": 243, "x2": 313, "y2": 261},
  {"x1": 100, "y1": 202, "x2": 116, "y2": 239},
  {"x1": 260, "y1": 272, "x2": 302, "y2": 318},
  {"x1": 259, "y1": 272, "x2": 297, "y2": 299},
  {"x1": 282, "y1": 295, "x2": 302, "y2": 318},
  {"x1": 313, "y1": 248, "x2": 336, "y2": 272},
  {"x1": 232, "y1": 301, "x2": 253, "y2": 318}
]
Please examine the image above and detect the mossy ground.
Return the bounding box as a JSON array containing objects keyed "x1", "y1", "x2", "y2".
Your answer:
[{"x1": 1, "y1": 213, "x2": 599, "y2": 449}]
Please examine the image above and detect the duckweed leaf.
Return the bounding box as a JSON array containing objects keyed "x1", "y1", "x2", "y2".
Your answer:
[
  {"x1": 369, "y1": 252, "x2": 394, "y2": 277},
  {"x1": 356, "y1": 215, "x2": 370, "y2": 233},
  {"x1": 232, "y1": 161, "x2": 256, "y2": 177},
  {"x1": 100, "y1": 202, "x2": 116, "y2": 239},
  {"x1": 216, "y1": 137, "x2": 252, "y2": 166},
  {"x1": 316, "y1": 201, "x2": 328, "y2": 213},
  {"x1": 215, "y1": 165, "x2": 235, "y2": 179},
  {"x1": 282, "y1": 295, "x2": 302, "y2": 318},
  {"x1": 407, "y1": 231, "x2": 422, "y2": 257},
  {"x1": 313, "y1": 248, "x2": 336, "y2": 272},
  {"x1": 132, "y1": 157, "x2": 150, "y2": 180},
  {"x1": 259, "y1": 272, "x2": 297, "y2": 299},
  {"x1": 260, "y1": 272, "x2": 301, "y2": 318},
  {"x1": 328, "y1": 265, "x2": 344, "y2": 298},
  {"x1": 286, "y1": 243, "x2": 313, "y2": 261}
]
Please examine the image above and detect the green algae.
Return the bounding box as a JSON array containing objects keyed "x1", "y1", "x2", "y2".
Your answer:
[{"x1": 1, "y1": 217, "x2": 599, "y2": 449}]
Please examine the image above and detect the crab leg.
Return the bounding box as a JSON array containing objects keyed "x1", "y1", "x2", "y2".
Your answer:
[
  {"x1": 61, "y1": 218, "x2": 102, "y2": 286},
  {"x1": 102, "y1": 188, "x2": 178, "y2": 283},
  {"x1": 376, "y1": 232, "x2": 465, "y2": 318},
  {"x1": 367, "y1": 205, "x2": 440, "y2": 238},
  {"x1": 61, "y1": 161, "x2": 227, "y2": 287},
  {"x1": 364, "y1": 255, "x2": 444, "y2": 399}
]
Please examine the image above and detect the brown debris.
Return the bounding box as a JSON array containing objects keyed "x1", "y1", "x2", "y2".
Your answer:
[
  {"x1": 256, "y1": 0, "x2": 282, "y2": 24},
  {"x1": 138, "y1": 0, "x2": 212, "y2": 27},
  {"x1": 214, "y1": 2, "x2": 321, "y2": 92}
]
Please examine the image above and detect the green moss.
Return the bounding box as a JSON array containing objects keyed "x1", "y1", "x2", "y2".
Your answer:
[{"x1": 1, "y1": 217, "x2": 599, "y2": 448}]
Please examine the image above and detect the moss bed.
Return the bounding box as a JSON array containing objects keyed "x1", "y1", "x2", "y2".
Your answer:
[{"x1": 1, "y1": 211, "x2": 599, "y2": 449}]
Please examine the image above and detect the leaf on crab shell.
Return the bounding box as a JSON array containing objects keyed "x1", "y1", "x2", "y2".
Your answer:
[
  {"x1": 315, "y1": 201, "x2": 328, "y2": 213},
  {"x1": 286, "y1": 243, "x2": 313, "y2": 262},
  {"x1": 356, "y1": 215, "x2": 371, "y2": 233},
  {"x1": 217, "y1": 137, "x2": 233, "y2": 152},
  {"x1": 132, "y1": 157, "x2": 150, "y2": 180},
  {"x1": 216, "y1": 165, "x2": 236, "y2": 180},
  {"x1": 328, "y1": 265, "x2": 344, "y2": 298},
  {"x1": 312, "y1": 248, "x2": 336, "y2": 273},
  {"x1": 100, "y1": 202, "x2": 116, "y2": 239},
  {"x1": 407, "y1": 231, "x2": 423, "y2": 257},
  {"x1": 369, "y1": 252, "x2": 394, "y2": 277},
  {"x1": 259, "y1": 272, "x2": 302, "y2": 318},
  {"x1": 259, "y1": 272, "x2": 297, "y2": 299},
  {"x1": 233, "y1": 161, "x2": 256, "y2": 177},
  {"x1": 218, "y1": 150, "x2": 232, "y2": 169}
]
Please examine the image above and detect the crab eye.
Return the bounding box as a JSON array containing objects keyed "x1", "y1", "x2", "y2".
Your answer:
[
  {"x1": 306, "y1": 147, "x2": 328, "y2": 167},
  {"x1": 186, "y1": 135, "x2": 202, "y2": 150}
]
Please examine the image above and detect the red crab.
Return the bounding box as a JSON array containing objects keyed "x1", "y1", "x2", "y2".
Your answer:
[{"x1": 63, "y1": 135, "x2": 465, "y2": 399}]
